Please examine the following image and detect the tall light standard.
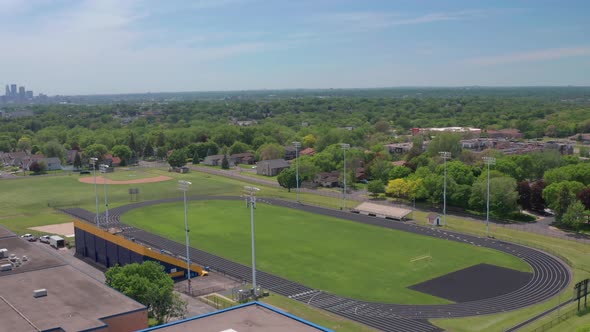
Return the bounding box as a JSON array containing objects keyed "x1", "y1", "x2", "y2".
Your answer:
[
  {"x1": 244, "y1": 185, "x2": 260, "y2": 297},
  {"x1": 178, "y1": 180, "x2": 192, "y2": 294},
  {"x1": 293, "y1": 141, "x2": 301, "y2": 202},
  {"x1": 482, "y1": 156, "x2": 496, "y2": 238},
  {"x1": 99, "y1": 164, "x2": 109, "y2": 225},
  {"x1": 340, "y1": 143, "x2": 350, "y2": 210},
  {"x1": 90, "y1": 157, "x2": 99, "y2": 227},
  {"x1": 439, "y1": 151, "x2": 451, "y2": 226}
]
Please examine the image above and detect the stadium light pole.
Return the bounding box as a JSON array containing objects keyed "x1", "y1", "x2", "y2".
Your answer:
[
  {"x1": 90, "y1": 157, "x2": 99, "y2": 227},
  {"x1": 293, "y1": 141, "x2": 301, "y2": 202},
  {"x1": 99, "y1": 164, "x2": 109, "y2": 225},
  {"x1": 439, "y1": 151, "x2": 451, "y2": 226},
  {"x1": 483, "y1": 156, "x2": 496, "y2": 238},
  {"x1": 341, "y1": 143, "x2": 350, "y2": 210},
  {"x1": 178, "y1": 180, "x2": 192, "y2": 294},
  {"x1": 244, "y1": 185, "x2": 260, "y2": 297}
]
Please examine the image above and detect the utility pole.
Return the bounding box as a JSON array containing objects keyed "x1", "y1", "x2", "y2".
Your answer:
[
  {"x1": 341, "y1": 143, "x2": 350, "y2": 210},
  {"x1": 439, "y1": 151, "x2": 451, "y2": 226},
  {"x1": 100, "y1": 164, "x2": 110, "y2": 225},
  {"x1": 293, "y1": 141, "x2": 301, "y2": 202},
  {"x1": 244, "y1": 186, "x2": 260, "y2": 297},
  {"x1": 90, "y1": 158, "x2": 99, "y2": 227},
  {"x1": 483, "y1": 156, "x2": 496, "y2": 237},
  {"x1": 178, "y1": 180, "x2": 192, "y2": 294}
]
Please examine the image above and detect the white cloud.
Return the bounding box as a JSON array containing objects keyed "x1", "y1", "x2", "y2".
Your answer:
[
  {"x1": 0, "y1": 0, "x2": 278, "y2": 94},
  {"x1": 313, "y1": 10, "x2": 480, "y2": 31},
  {"x1": 466, "y1": 47, "x2": 590, "y2": 66}
]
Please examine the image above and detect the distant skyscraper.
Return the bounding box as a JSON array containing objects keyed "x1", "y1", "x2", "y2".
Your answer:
[
  {"x1": 25, "y1": 90, "x2": 33, "y2": 99},
  {"x1": 4, "y1": 85, "x2": 9, "y2": 96},
  {"x1": 18, "y1": 86, "x2": 25, "y2": 99},
  {"x1": 10, "y1": 84, "x2": 17, "y2": 96}
]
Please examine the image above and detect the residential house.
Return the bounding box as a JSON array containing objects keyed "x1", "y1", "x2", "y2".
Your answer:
[
  {"x1": 284, "y1": 146, "x2": 297, "y2": 160},
  {"x1": 314, "y1": 171, "x2": 340, "y2": 188},
  {"x1": 384, "y1": 143, "x2": 413, "y2": 154},
  {"x1": 355, "y1": 167, "x2": 368, "y2": 182},
  {"x1": 203, "y1": 154, "x2": 233, "y2": 167},
  {"x1": 300, "y1": 148, "x2": 315, "y2": 156},
  {"x1": 544, "y1": 141, "x2": 574, "y2": 155},
  {"x1": 461, "y1": 139, "x2": 492, "y2": 151},
  {"x1": 44, "y1": 157, "x2": 63, "y2": 171},
  {"x1": 230, "y1": 152, "x2": 255, "y2": 165},
  {"x1": 66, "y1": 149, "x2": 79, "y2": 164},
  {"x1": 256, "y1": 159, "x2": 290, "y2": 176},
  {"x1": 103, "y1": 154, "x2": 121, "y2": 167}
]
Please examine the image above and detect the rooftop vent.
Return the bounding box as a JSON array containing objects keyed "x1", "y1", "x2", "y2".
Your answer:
[{"x1": 33, "y1": 289, "x2": 47, "y2": 298}]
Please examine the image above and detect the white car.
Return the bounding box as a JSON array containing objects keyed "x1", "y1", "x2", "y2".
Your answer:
[
  {"x1": 21, "y1": 233, "x2": 32, "y2": 238},
  {"x1": 39, "y1": 235, "x2": 50, "y2": 243}
]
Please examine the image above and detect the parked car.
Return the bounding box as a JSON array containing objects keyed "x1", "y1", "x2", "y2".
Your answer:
[
  {"x1": 39, "y1": 235, "x2": 50, "y2": 243},
  {"x1": 21, "y1": 233, "x2": 32, "y2": 238},
  {"x1": 27, "y1": 236, "x2": 37, "y2": 242}
]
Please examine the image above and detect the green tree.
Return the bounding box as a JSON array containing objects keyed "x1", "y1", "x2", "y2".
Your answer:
[
  {"x1": 229, "y1": 141, "x2": 250, "y2": 155},
  {"x1": 221, "y1": 154, "x2": 230, "y2": 169},
  {"x1": 303, "y1": 134, "x2": 317, "y2": 148},
  {"x1": 212, "y1": 125, "x2": 240, "y2": 147},
  {"x1": 17, "y1": 136, "x2": 33, "y2": 152},
  {"x1": 543, "y1": 181, "x2": 585, "y2": 218},
  {"x1": 83, "y1": 143, "x2": 108, "y2": 163},
  {"x1": 369, "y1": 157, "x2": 393, "y2": 183},
  {"x1": 277, "y1": 168, "x2": 298, "y2": 192},
  {"x1": 561, "y1": 200, "x2": 587, "y2": 230},
  {"x1": 111, "y1": 145, "x2": 133, "y2": 166},
  {"x1": 427, "y1": 133, "x2": 462, "y2": 157},
  {"x1": 43, "y1": 140, "x2": 66, "y2": 161},
  {"x1": 73, "y1": 152, "x2": 82, "y2": 169},
  {"x1": 29, "y1": 160, "x2": 47, "y2": 174},
  {"x1": 544, "y1": 163, "x2": 590, "y2": 186},
  {"x1": 516, "y1": 181, "x2": 532, "y2": 210},
  {"x1": 469, "y1": 175, "x2": 518, "y2": 217},
  {"x1": 192, "y1": 151, "x2": 200, "y2": 164},
  {"x1": 389, "y1": 166, "x2": 412, "y2": 180},
  {"x1": 105, "y1": 261, "x2": 187, "y2": 324},
  {"x1": 386, "y1": 178, "x2": 409, "y2": 198},
  {"x1": 367, "y1": 180, "x2": 385, "y2": 197},
  {"x1": 168, "y1": 149, "x2": 187, "y2": 168},
  {"x1": 143, "y1": 141, "x2": 154, "y2": 158},
  {"x1": 295, "y1": 156, "x2": 320, "y2": 181},
  {"x1": 257, "y1": 143, "x2": 284, "y2": 161}
]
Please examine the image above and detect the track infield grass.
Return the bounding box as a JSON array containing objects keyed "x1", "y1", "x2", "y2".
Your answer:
[{"x1": 121, "y1": 199, "x2": 531, "y2": 304}]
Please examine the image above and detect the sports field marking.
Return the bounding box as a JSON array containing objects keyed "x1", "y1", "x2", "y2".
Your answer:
[
  {"x1": 78, "y1": 175, "x2": 173, "y2": 185},
  {"x1": 410, "y1": 255, "x2": 432, "y2": 263}
]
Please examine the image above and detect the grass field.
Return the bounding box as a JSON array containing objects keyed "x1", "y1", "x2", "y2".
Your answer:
[
  {"x1": 121, "y1": 200, "x2": 530, "y2": 304},
  {"x1": 2, "y1": 167, "x2": 589, "y2": 331}
]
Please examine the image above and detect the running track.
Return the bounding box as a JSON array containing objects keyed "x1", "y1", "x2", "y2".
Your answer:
[{"x1": 62, "y1": 196, "x2": 571, "y2": 332}]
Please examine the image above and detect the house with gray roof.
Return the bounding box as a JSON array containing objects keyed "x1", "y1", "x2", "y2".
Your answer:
[{"x1": 256, "y1": 159, "x2": 290, "y2": 176}]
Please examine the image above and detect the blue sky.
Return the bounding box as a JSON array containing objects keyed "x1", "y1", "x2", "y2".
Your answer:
[{"x1": 0, "y1": 0, "x2": 589, "y2": 95}]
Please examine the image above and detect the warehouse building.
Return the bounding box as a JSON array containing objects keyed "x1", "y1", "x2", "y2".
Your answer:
[{"x1": 0, "y1": 226, "x2": 148, "y2": 331}]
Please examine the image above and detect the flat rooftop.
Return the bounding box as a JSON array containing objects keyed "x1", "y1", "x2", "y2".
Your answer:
[
  {"x1": 141, "y1": 302, "x2": 332, "y2": 332},
  {"x1": 0, "y1": 227, "x2": 146, "y2": 331},
  {"x1": 353, "y1": 202, "x2": 412, "y2": 220}
]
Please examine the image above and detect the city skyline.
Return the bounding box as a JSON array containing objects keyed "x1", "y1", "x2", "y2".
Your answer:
[{"x1": 0, "y1": 1, "x2": 589, "y2": 95}]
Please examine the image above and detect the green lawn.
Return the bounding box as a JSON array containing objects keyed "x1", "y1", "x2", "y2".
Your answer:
[
  {"x1": 122, "y1": 200, "x2": 530, "y2": 304},
  {"x1": 2, "y1": 167, "x2": 588, "y2": 330}
]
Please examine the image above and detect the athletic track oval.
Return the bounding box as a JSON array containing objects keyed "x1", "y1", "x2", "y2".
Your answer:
[{"x1": 63, "y1": 196, "x2": 571, "y2": 332}]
